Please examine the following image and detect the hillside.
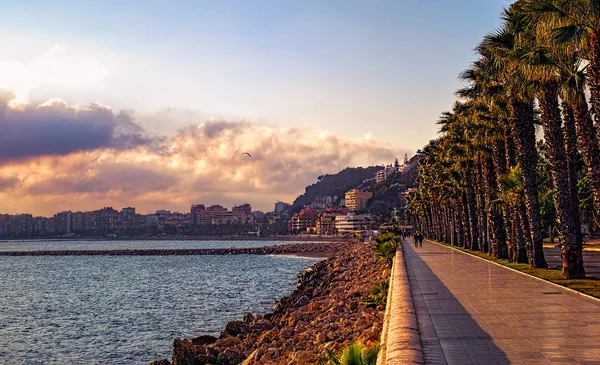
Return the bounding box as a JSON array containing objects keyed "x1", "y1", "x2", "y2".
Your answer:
[
  {"x1": 291, "y1": 166, "x2": 382, "y2": 211},
  {"x1": 364, "y1": 154, "x2": 423, "y2": 220}
]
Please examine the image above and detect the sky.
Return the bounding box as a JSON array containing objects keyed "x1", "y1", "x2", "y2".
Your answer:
[{"x1": 0, "y1": 0, "x2": 510, "y2": 215}]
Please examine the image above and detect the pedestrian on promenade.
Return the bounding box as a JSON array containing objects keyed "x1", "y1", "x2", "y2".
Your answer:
[
  {"x1": 418, "y1": 233, "x2": 423, "y2": 247},
  {"x1": 413, "y1": 233, "x2": 418, "y2": 247}
]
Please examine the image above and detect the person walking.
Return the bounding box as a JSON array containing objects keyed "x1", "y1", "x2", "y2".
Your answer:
[
  {"x1": 418, "y1": 233, "x2": 423, "y2": 247},
  {"x1": 413, "y1": 232, "x2": 418, "y2": 247}
]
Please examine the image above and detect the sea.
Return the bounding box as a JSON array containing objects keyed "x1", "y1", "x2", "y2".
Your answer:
[{"x1": 0, "y1": 240, "x2": 322, "y2": 364}]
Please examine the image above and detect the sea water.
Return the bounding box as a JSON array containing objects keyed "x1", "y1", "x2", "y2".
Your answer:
[{"x1": 0, "y1": 241, "x2": 320, "y2": 364}]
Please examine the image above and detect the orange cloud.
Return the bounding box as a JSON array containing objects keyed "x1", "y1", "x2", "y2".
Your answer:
[{"x1": 0, "y1": 97, "x2": 408, "y2": 216}]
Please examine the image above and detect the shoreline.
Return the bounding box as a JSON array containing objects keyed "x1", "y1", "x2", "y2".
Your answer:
[
  {"x1": 151, "y1": 240, "x2": 387, "y2": 365},
  {"x1": 0, "y1": 236, "x2": 343, "y2": 243},
  {"x1": 0, "y1": 242, "x2": 352, "y2": 257}
]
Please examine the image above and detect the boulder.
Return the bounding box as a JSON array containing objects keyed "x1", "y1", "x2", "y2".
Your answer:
[
  {"x1": 216, "y1": 348, "x2": 245, "y2": 365},
  {"x1": 191, "y1": 334, "x2": 218, "y2": 346},
  {"x1": 172, "y1": 338, "x2": 217, "y2": 365},
  {"x1": 216, "y1": 336, "x2": 242, "y2": 348},
  {"x1": 224, "y1": 320, "x2": 250, "y2": 337}
]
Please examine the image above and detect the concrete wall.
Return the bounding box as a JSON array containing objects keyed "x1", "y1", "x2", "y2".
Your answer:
[{"x1": 377, "y1": 242, "x2": 423, "y2": 364}]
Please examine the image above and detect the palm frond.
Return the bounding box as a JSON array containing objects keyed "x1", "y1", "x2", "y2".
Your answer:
[{"x1": 552, "y1": 25, "x2": 585, "y2": 44}]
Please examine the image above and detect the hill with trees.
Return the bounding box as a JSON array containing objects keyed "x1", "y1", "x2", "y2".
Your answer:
[{"x1": 291, "y1": 166, "x2": 382, "y2": 212}]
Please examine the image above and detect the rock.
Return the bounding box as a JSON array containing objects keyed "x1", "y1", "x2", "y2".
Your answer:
[
  {"x1": 224, "y1": 320, "x2": 250, "y2": 336},
  {"x1": 294, "y1": 295, "x2": 310, "y2": 308},
  {"x1": 239, "y1": 349, "x2": 260, "y2": 365},
  {"x1": 172, "y1": 338, "x2": 217, "y2": 365},
  {"x1": 257, "y1": 328, "x2": 279, "y2": 346},
  {"x1": 243, "y1": 312, "x2": 255, "y2": 324},
  {"x1": 307, "y1": 301, "x2": 321, "y2": 311},
  {"x1": 249, "y1": 318, "x2": 274, "y2": 332},
  {"x1": 216, "y1": 336, "x2": 242, "y2": 348},
  {"x1": 191, "y1": 334, "x2": 218, "y2": 346},
  {"x1": 280, "y1": 327, "x2": 293, "y2": 339},
  {"x1": 216, "y1": 348, "x2": 245, "y2": 365},
  {"x1": 290, "y1": 350, "x2": 314, "y2": 364}
]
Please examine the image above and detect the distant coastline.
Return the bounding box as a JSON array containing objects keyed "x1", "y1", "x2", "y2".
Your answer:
[{"x1": 0, "y1": 235, "x2": 343, "y2": 243}]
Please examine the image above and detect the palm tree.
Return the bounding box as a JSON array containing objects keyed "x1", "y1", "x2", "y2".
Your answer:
[
  {"x1": 510, "y1": 2, "x2": 585, "y2": 277},
  {"x1": 477, "y1": 12, "x2": 548, "y2": 268},
  {"x1": 526, "y1": 0, "x2": 600, "y2": 230},
  {"x1": 373, "y1": 233, "x2": 399, "y2": 267},
  {"x1": 315, "y1": 343, "x2": 380, "y2": 365},
  {"x1": 360, "y1": 279, "x2": 390, "y2": 309}
]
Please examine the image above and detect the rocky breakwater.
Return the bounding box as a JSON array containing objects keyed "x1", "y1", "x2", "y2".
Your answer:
[
  {"x1": 151, "y1": 241, "x2": 388, "y2": 365},
  {"x1": 0, "y1": 242, "x2": 352, "y2": 256}
]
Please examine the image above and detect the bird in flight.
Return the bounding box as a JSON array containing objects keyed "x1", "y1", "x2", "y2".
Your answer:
[{"x1": 242, "y1": 152, "x2": 251, "y2": 157}]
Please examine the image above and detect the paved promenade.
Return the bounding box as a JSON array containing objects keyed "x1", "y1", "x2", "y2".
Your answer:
[{"x1": 403, "y1": 239, "x2": 600, "y2": 365}]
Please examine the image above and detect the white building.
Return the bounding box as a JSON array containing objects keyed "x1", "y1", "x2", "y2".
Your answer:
[
  {"x1": 376, "y1": 165, "x2": 397, "y2": 183},
  {"x1": 335, "y1": 214, "x2": 371, "y2": 234}
]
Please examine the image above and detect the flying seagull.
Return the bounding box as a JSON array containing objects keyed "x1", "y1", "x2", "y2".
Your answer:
[{"x1": 242, "y1": 152, "x2": 252, "y2": 157}]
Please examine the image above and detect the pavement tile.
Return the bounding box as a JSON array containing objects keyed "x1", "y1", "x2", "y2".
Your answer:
[{"x1": 402, "y1": 239, "x2": 600, "y2": 365}]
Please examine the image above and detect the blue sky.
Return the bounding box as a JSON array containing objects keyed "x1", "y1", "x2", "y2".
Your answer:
[
  {"x1": 0, "y1": 1, "x2": 517, "y2": 214},
  {"x1": 0, "y1": 0, "x2": 510, "y2": 152}
]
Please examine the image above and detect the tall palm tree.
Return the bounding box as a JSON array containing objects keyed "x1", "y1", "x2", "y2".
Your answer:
[
  {"x1": 526, "y1": 0, "x2": 600, "y2": 233},
  {"x1": 510, "y1": 2, "x2": 586, "y2": 277},
  {"x1": 477, "y1": 22, "x2": 548, "y2": 267}
]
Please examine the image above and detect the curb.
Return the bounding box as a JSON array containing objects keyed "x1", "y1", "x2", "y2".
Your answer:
[
  {"x1": 377, "y1": 241, "x2": 424, "y2": 365},
  {"x1": 428, "y1": 239, "x2": 600, "y2": 304}
]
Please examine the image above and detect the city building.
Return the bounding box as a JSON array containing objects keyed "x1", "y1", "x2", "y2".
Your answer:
[
  {"x1": 335, "y1": 213, "x2": 371, "y2": 234},
  {"x1": 54, "y1": 211, "x2": 73, "y2": 234},
  {"x1": 191, "y1": 204, "x2": 206, "y2": 225},
  {"x1": 316, "y1": 212, "x2": 340, "y2": 235},
  {"x1": 274, "y1": 201, "x2": 290, "y2": 214},
  {"x1": 232, "y1": 203, "x2": 251, "y2": 215},
  {"x1": 376, "y1": 165, "x2": 397, "y2": 183},
  {"x1": 345, "y1": 189, "x2": 373, "y2": 212},
  {"x1": 290, "y1": 208, "x2": 318, "y2": 233},
  {"x1": 120, "y1": 207, "x2": 136, "y2": 230},
  {"x1": 95, "y1": 207, "x2": 118, "y2": 232},
  {"x1": 252, "y1": 211, "x2": 265, "y2": 220}
]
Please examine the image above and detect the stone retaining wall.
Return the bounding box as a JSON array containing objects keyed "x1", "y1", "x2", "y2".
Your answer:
[{"x1": 377, "y1": 242, "x2": 423, "y2": 365}]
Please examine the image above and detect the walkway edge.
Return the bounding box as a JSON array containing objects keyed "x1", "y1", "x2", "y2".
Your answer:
[
  {"x1": 377, "y1": 242, "x2": 424, "y2": 365},
  {"x1": 428, "y1": 239, "x2": 600, "y2": 303}
]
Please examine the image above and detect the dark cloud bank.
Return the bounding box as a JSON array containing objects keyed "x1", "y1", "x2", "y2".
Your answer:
[{"x1": 0, "y1": 93, "x2": 156, "y2": 163}]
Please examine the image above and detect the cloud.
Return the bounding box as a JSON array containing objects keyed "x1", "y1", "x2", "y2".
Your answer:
[
  {"x1": 0, "y1": 43, "x2": 111, "y2": 101},
  {"x1": 0, "y1": 176, "x2": 20, "y2": 191},
  {"x1": 0, "y1": 100, "x2": 409, "y2": 216},
  {"x1": 0, "y1": 94, "x2": 158, "y2": 163}
]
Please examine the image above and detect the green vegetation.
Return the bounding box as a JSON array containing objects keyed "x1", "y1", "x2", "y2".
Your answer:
[
  {"x1": 314, "y1": 343, "x2": 380, "y2": 365},
  {"x1": 436, "y1": 240, "x2": 600, "y2": 299},
  {"x1": 360, "y1": 278, "x2": 390, "y2": 309},
  {"x1": 373, "y1": 233, "x2": 400, "y2": 267}
]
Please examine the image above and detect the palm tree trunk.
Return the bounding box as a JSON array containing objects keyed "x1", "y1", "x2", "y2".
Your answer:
[
  {"x1": 465, "y1": 167, "x2": 480, "y2": 251},
  {"x1": 461, "y1": 191, "x2": 471, "y2": 248},
  {"x1": 505, "y1": 127, "x2": 520, "y2": 261},
  {"x1": 455, "y1": 202, "x2": 465, "y2": 246},
  {"x1": 505, "y1": 125, "x2": 527, "y2": 262},
  {"x1": 518, "y1": 202, "x2": 532, "y2": 263},
  {"x1": 571, "y1": 97, "x2": 600, "y2": 233},
  {"x1": 476, "y1": 162, "x2": 489, "y2": 254},
  {"x1": 562, "y1": 102, "x2": 583, "y2": 248},
  {"x1": 509, "y1": 98, "x2": 547, "y2": 268},
  {"x1": 492, "y1": 136, "x2": 509, "y2": 259},
  {"x1": 539, "y1": 82, "x2": 582, "y2": 277}
]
